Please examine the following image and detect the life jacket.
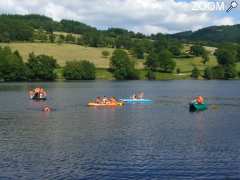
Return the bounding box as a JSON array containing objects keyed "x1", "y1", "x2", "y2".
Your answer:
[{"x1": 196, "y1": 96, "x2": 204, "y2": 104}]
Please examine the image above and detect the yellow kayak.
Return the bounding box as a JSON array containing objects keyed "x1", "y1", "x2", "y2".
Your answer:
[{"x1": 88, "y1": 102, "x2": 124, "y2": 107}]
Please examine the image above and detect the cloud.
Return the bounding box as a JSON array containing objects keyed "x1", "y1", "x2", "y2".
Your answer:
[{"x1": 0, "y1": 0, "x2": 237, "y2": 34}]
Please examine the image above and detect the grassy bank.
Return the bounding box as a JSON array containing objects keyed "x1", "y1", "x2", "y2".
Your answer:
[{"x1": 1, "y1": 42, "x2": 239, "y2": 80}]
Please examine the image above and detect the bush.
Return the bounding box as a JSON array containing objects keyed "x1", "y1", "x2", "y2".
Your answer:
[
  {"x1": 212, "y1": 66, "x2": 224, "y2": 79},
  {"x1": 215, "y1": 49, "x2": 236, "y2": 65},
  {"x1": 203, "y1": 67, "x2": 213, "y2": 80},
  {"x1": 224, "y1": 65, "x2": 237, "y2": 79},
  {"x1": 26, "y1": 53, "x2": 58, "y2": 81},
  {"x1": 146, "y1": 70, "x2": 157, "y2": 80},
  {"x1": 190, "y1": 45, "x2": 205, "y2": 56},
  {"x1": 63, "y1": 60, "x2": 96, "y2": 80},
  {"x1": 145, "y1": 50, "x2": 175, "y2": 73},
  {"x1": 169, "y1": 46, "x2": 181, "y2": 56},
  {"x1": 176, "y1": 68, "x2": 181, "y2": 74},
  {"x1": 110, "y1": 49, "x2": 139, "y2": 80},
  {"x1": 191, "y1": 66, "x2": 200, "y2": 79},
  {"x1": 0, "y1": 47, "x2": 27, "y2": 81},
  {"x1": 102, "y1": 50, "x2": 110, "y2": 58}
]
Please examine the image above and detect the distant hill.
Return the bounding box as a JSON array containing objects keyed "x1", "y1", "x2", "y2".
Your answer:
[{"x1": 170, "y1": 24, "x2": 240, "y2": 43}]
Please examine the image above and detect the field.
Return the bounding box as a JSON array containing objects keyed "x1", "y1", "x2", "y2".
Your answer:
[
  {"x1": 0, "y1": 43, "x2": 114, "y2": 68},
  {"x1": 1, "y1": 42, "x2": 239, "y2": 80}
]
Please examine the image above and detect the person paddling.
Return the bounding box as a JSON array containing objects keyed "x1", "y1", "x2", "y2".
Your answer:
[{"x1": 194, "y1": 96, "x2": 204, "y2": 104}]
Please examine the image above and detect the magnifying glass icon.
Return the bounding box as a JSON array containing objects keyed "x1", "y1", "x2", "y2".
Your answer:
[{"x1": 226, "y1": 1, "x2": 238, "y2": 12}]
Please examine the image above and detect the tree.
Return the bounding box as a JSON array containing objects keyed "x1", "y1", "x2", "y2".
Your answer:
[
  {"x1": 110, "y1": 49, "x2": 139, "y2": 80},
  {"x1": 202, "y1": 51, "x2": 210, "y2": 64},
  {"x1": 224, "y1": 65, "x2": 237, "y2": 79},
  {"x1": 191, "y1": 66, "x2": 200, "y2": 79},
  {"x1": 26, "y1": 53, "x2": 58, "y2": 81},
  {"x1": 145, "y1": 52, "x2": 158, "y2": 71},
  {"x1": 203, "y1": 67, "x2": 213, "y2": 80},
  {"x1": 49, "y1": 33, "x2": 56, "y2": 43},
  {"x1": 237, "y1": 46, "x2": 240, "y2": 62},
  {"x1": 146, "y1": 70, "x2": 156, "y2": 80},
  {"x1": 102, "y1": 50, "x2": 110, "y2": 58},
  {"x1": 132, "y1": 41, "x2": 144, "y2": 59},
  {"x1": 176, "y1": 68, "x2": 181, "y2": 74},
  {"x1": 65, "y1": 34, "x2": 76, "y2": 43},
  {"x1": 159, "y1": 50, "x2": 176, "y2": 73},
  {"x1": 212, "y1": 66, "x2": 225, "y2": 79},
  {"x1": 215, "y1": 49, "x2": 236, "y2": 65},
  {"x1": 190, "y1": 45, "x2": 205, "y2": 56},
  {"x1": 0, "y1": 47, "x2": 27, "y2": 81},
  {"x1": 145, "y1": 50, "x2": 175, "y2": 73},
  {"x1": 169, "y1": 46, "x2": 181, "y2": 56},
  {"x1": 63, "y1": 60, "x2": 96, "y2": 80}
]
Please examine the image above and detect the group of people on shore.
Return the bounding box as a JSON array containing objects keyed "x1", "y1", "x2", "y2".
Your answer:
[{"x1": 29, "y1": 87, "x2": 47, "y2": 99}]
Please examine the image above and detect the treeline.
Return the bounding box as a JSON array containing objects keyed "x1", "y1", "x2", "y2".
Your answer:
[
  {"x1": 170, "y1": 24, "x2": 240, "y2": 44},
  {"x1": 0, "y1": 14, "x2": 184, "y2": 60},
  {"x1": 0, "y1": 46, "x2": 99, "y2": 81}
]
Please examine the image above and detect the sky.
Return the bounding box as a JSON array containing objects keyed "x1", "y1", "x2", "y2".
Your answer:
[{"x1": 0, "y1": 0, "x2": 239, "y2": 34}]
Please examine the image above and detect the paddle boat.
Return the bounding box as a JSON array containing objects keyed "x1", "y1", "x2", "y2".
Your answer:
[
  {"x1": 88, "y1": 102, "x2": 124, "y2": 107},
  {"x1": 189, "y1": 96, "x2": 207, "y2": 112},
  {"x1": 29, "y1": 87, "x2": 47, "y2": 101}
]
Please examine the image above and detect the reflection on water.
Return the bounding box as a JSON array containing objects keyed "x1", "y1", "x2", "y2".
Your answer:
[{"x1": 0, "y1": 81, "x2": 240, "y2": 179}]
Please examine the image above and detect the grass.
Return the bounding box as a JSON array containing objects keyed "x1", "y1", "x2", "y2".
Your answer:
[
  {"x1": 1, "y1": 42, "x2": 239, "y2": 80},
  {"x1": 175, "y1": 55, "x2": 218, "y2": 73},
  {"x1": 0, "y1": 42, "x2": 114, "y2": 68}
]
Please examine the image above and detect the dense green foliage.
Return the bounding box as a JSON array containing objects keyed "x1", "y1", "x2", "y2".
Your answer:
[
  {"x1": 26, "y1": 53, "x2": 58, "y2": 81},
  {"x1": 191, "y1": 67, "x2": 200, "y2": 79},
  {"x1": 145, "y1": 50, "x2": 176, "y2": 73},
  {"x1": 102, "y1": 50, "x2": 110, "y2": 58},
  {"x1": 63, "y1": 60, "x2": 96, "y2": 80},
  {"x1": 171, "y1": 25, "x2": 240, "y2": 43},
  {"x1": 110, "y1": 49, "x2": 139, "y2": 80},
  {"x1": 190, "y1": 45, "x2": 205, "y2": 56},
  {"x1": 0, "y1": 47, "x2": 27, "y2": 81},
  {"x1": 203, "y1": 67, "x2": 213, "y2": 80},
  {"x1": 215, "y1": 49, "x2": 236, "y2": 65},
  {"x1": 146, "y1": 70, "x2": 157, "y2": 80}
]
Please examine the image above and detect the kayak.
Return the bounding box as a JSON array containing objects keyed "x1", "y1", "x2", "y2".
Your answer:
[
  {"x1": 189, "y1": 101, "x2": 207, "y2": 112},
  {"x1": 120, "y1": 99, "x2": 152, "y2": 103},
  {"x1": 88, "y1": 102, "x2": 124, "y2": 107}
]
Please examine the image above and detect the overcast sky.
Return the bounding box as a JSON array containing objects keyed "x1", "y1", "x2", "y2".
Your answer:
[{"x1": 0, "y1": 0, "x2": 239, "y2": 34}]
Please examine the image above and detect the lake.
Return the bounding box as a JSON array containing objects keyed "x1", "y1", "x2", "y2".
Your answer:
[{"x1": 0, "y1": 81, "x2": 240, "y2": 179}]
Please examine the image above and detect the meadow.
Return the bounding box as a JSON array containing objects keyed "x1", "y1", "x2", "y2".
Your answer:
[{"x1": 0, "y1": 42, "x2": 239, "y2": 80}]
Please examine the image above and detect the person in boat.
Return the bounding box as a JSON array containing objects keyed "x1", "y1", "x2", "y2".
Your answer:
[
  {"x1": 194, "y1": 96, "x2": 204, "y2": 104},
  {"x1": 109, "y1": 97, "x2": 117, "y2": 103},
  {"x1": 33, "y1": 87, "x2": 40, "y2": 98},
  {"x1": 102, "y1": 96, "x2": 108, "y2": 104},
  {"x1": 95, "y1": 97, "x2": 101, "y2": 104},
  {"x1": 131, "y1": 92, "x2": 144, "y2": 99},
  {"x1": 137, "y1": 92, "x2": 144, "y2": 99},
  {"x1": 131, "y1": 94, "x2": 137, "y2": 100},
  {"x1": 29, "y1": 90, "x2": 34, "y2": 99}
]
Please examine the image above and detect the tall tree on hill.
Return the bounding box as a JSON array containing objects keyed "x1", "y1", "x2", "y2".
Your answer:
[{"x1": 110, "y1": 49, "x2": 139, "y2": 80}]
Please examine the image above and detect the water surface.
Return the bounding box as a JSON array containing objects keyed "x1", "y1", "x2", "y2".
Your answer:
[{"x1": 0, "y1": 81, "x2": 240, "y2": 179}]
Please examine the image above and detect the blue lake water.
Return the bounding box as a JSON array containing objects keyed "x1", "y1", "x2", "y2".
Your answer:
[{"x1": 0, "y1": 81, "x2": 240, "y2": 179}]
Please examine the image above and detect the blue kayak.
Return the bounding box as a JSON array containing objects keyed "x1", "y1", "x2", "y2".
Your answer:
[{"x1": 120, "y1": 99, "x2": 152, "y2": 103}]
